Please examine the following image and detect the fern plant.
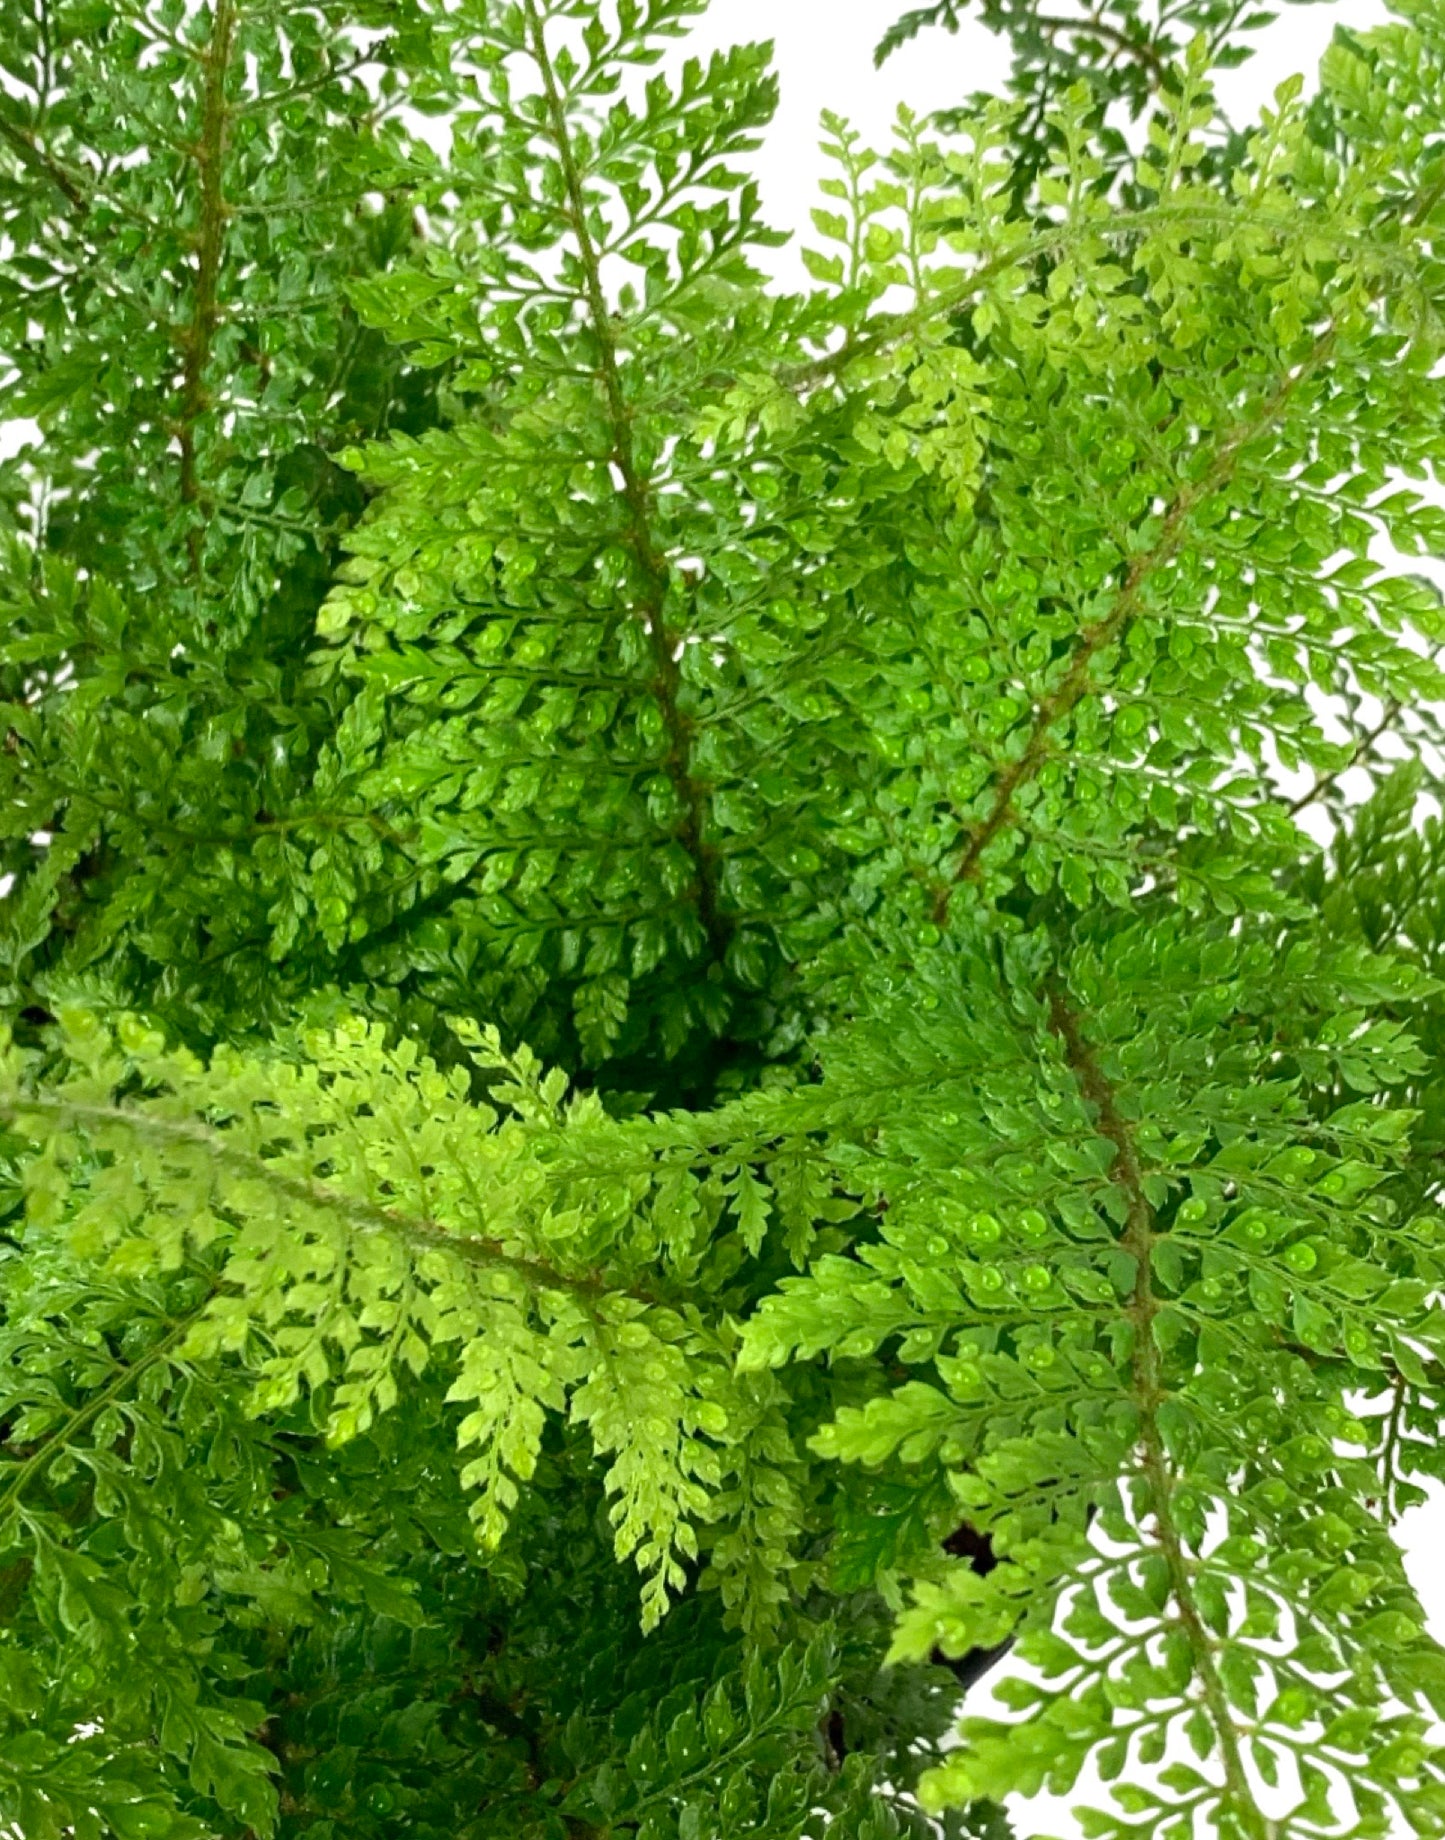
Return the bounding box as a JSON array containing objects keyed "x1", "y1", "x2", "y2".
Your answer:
[{"x1": 2, "y1": 0, "x2": 1445, "y2": 1836}]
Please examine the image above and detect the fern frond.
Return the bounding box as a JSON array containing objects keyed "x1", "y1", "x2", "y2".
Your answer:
[
  {"x1": 733, "y1": 916, "x2": 1445, "y2": 1832},
  {"x1": 0, "y1": 1007, "x2": 808, "y2": 1628}
]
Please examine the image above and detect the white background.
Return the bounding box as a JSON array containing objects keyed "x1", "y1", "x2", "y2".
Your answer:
[{"x1": 704, "y1": 0, "x2": 1441, "y2": 1832}]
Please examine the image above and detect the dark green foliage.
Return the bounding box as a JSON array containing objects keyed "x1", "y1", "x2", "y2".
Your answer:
[
  {"x1": 3, "y1": 0, "x2": 1445, "y2": 1836},
  {"x1": 876, "y1": 0, "x2": 1336, "y2": 193},
  {"x1": 0, "y1": 0, "x2": 437, "y2": 1040}
]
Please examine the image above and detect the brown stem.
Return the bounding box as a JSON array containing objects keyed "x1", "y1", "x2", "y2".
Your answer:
[
  {"x1": 521, "y1": 0, "x2": 729, "y2": 964},
  {"x1": 934, "y1": 327, "x2": 1337, "y2": 923},
  {"x1": 1034, "y1": 11, "x2": 1171, "y2": 86},
  {"x1": 178, "y1": 0, "x2": 237, "y2": 548},
  {"x1": 1285, "y1": 700, "x2": 1399, "y2": 817},
  {"x1": 1048, "y1": 984, "x2": 1267, "y2": 1836},
  {"x1": 0, "y1": 1092, "x2": 649, "y2": 1307},
  {"x1": 0, "y1": 114, "x2": 89, "y2": 213}
]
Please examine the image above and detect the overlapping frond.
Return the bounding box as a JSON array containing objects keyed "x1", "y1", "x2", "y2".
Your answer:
[
  {"x1": 0, "y1": 0, "x2": 432, "y2": 1034},
  {"x1": 307, "y1": 22, "x2": 1445, "y2": 1088},
  {"x1": 0, "y1": 1006, "x2": 818, "y2": 1629},
  {"x1": 735, "y1": 918, "x2": 1445, "y2": 1833}
]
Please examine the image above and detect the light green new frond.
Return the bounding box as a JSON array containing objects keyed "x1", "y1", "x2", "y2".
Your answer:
[
  {"x1": 0, "y1": 1009, "x2": 752, "y2": 1622},
  {"x1": 569, "y1": 1302, "x2": 718, "y2": 1628}
]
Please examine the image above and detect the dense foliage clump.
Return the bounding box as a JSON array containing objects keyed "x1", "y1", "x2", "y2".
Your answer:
[{"x1": 2, "y1": 0, "x2": 1445, "y2": 1835}]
